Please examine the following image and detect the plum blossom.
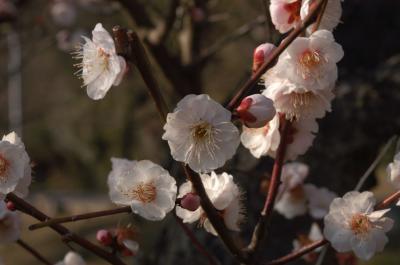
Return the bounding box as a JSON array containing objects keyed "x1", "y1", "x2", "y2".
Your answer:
[
  {"x1": 0, "y1": 201, "x2": 20, "y2": 244},
  {"x1": 74, "y1": 23, "x2": 126, "y2": 100},
  {"x1": 270, "y1": 0, "x2": 302, "y2": 33},
  {"x1": 252, "y1": 43, "x2": 276, "y2": 74},
  {"x1": 274, "y1": 162, "x2": 309, "y2": 219},
  {"x1": 176, "y1": 172, "x2": 244, "y2": 236},
  {"x1": 241, "y1": 114, "x2": 318, "y2": 160},
  {"x1": 162, "y1": 94, "x2": 240, "y2": 173},
  {"x1": 387, "y1": 152, "x2": 400, "y2": 190},
  {"x1": 56, "y1": 251, "x2": 86, "y2": 265},
  {"x1": 107, "y1": 158, "x2": 177, "y2": 221},
  {"x1": 0, "y1": 132, "x2": 31, "y2": 198},
  {"x1": 304, "y1": 184, "x2": 337, "y2": 219},
  {"x1": 263, "y1": 73, "x2": 335, "y2": 120},
  {"x1": 236, "y1": 94, "x2": 276, "y2": 128},
  {"x1": 301, "y1": 0, "x2": 342, "y2": 33},
  {"x1": 324, "y1": 191, "x2": 394, "y2": 260},
  {"x1": 274, "y1": 30, "x2": 344, "y2": 92},
  {"x1": 293, "y1": 223, "x2": 323, "y2": 262}
]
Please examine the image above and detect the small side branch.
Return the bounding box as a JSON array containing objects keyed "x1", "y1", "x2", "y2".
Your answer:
[
  {"x1": 29, "y1": 206, "x2": 131, "y2": 230},
  {"x1": 17, "y1": 239, "x2": 53, "y2": 265}
]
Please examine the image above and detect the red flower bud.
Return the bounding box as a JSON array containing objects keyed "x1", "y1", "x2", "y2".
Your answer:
[
  {"x1": 236, "y1": 94, "x2": 276, "y2": 128},
  {"x1": 6, "y1": 201, "x2": 16, "y2": 211},
  {"x1": 96, "y1": 229, "x2": 113, "y2": 246},
  {"x1": 180, "y1": 192, "x2": 201, "y2": 211},
  {"x1": 252, "y1": 43, "x2": 276, "y2": 74}
]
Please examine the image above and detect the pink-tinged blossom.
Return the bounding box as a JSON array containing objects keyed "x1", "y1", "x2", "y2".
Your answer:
[
  {"x1": 324, "y1": 191, "x2": 394, "y2": 260},
  {"x1": 252, "y1": 43, "x2": 276, "y2": 74},
  {"x1": 301, "y1": 0, "x2": 342, "y2": 33},
  {"x1": 236, "y1": 94, "x2": 276, "y2": 128},
  {"x1": 270, "y1": 0, "x2": 302, "y2": 33},
  {"x1": 274, "y1": 30, "x2": 344, "y2": 92}
]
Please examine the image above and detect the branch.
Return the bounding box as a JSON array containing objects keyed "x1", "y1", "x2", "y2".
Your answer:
[
  {"x1": 174, "y1": 214, "x2": 218, "y2": 265},
  {"x1": 158, "y1": 0, "x2": 180, "y2": 43},
  {"x1": 184, "y1": 165, "x2": 248, "y2": 263},
  {"x1": 29, "y1": 206, "x2": 131, "y2": 230},
  {"x1": 6, "y1": 193, "x2": 126, "y2": 265},
  {"x1": 17, "y1": 239, "x2": 52, "y2": 265},
  {"x1": 226, "y1": 0, "x2": 327, "y2": 111},
  {"x1": 245, "y1": 118, "x2": 291, "y2": 256}
]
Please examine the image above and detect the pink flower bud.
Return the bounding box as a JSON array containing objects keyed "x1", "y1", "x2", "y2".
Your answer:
[
  {"x1": 252, "y1": 43, "x2": 276, "y2": 74},
  {"x1": 236, "y1": 94, "x2": 276, "y2": 128},
  {"x1": 180, "y1": 193, "x2": 201, "y2": 212},
  {"x1": 6, "y1": 201, "x2": 16, "y2": 211},
  {"x1": 96, "y1": 229, "x2": 113, "y2": 246}
]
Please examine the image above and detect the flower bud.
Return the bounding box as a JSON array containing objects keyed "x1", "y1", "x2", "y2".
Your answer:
[
  {"x1": 96, "y1": 229, "x2": 113, "y2": 246},
  {"x1": 180, "y1": 192, "x2": 201, "y2": 212},
  {"x1": 6, "y1": 201, "x2": 16, "y2": 211},
  {"x1": 252, "y1": 43, "x2": 276, "y2": 74},
  {"x1": 236, "y1": 94, "x2": 276, "y2": 128}
]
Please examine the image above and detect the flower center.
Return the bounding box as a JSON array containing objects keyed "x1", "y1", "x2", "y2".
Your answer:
[
  {"x1": 98, "y1": 47, "x2": 110, "y2": 70},
  {"x1": 285, "y1": 91, "x2": 315, "y2": 120},
  {"x1": 349, "y1": 213, "x2": 372, "y2": 236},
  {"x1": 0, "y1": 154, "x2": 10, "y2": 182},
  {"x1": 300, "y1": 50, "x2": 322, "y2": 70},
  {"x1": 290, "y1": 185, "x2": 305, "y2": 201},
  {"x1": 191, "y1": 121, "x2": 212, "y2": 140},
  {"x1": 130, "y1": 182, "x2": 157, "y2": 203},
  {"x1": 283, "y1": 1, "x2": 302, "y2": 24}
]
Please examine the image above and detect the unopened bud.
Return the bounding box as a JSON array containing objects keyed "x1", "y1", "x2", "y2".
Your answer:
[
  {"x1": 180, "y1": 193, "x2": 201, "y2": 211},
  {"x1": 252, "y1": 43, "x2": 276, "y2": 74},
  {"x1": 96, "y1": 229, "x2": 113, "y2": 246},
  {"x1": 236, "y1": 94, "x2": 276, "y2": 128},
  {"x1": 6, "y1": 201, "x2": 16, "y2": 211}
]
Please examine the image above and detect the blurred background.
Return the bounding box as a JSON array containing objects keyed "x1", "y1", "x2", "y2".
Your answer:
[{"x1": 0, "y1": 0, "x2": 400, "y2": 264}]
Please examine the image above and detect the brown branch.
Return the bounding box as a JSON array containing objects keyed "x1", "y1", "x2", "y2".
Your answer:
[
  {"x1": 226, "y1": 0, "x2": 327, "y2": 111},
  {"x1": 17, "y1": 239, "x2": 53, "y2": 265},
  {"x1": 376, "y1": 190, "x2": 400, "y2": 210},
  {"x1": 245, "y1": 118, "x2": 291, "y2": 256},
  {"x1": 311, "y1": 0, "x2": 328, "y2": 33},
  {"x1": 6, "y1": 193, "x2": 126, "y2": 265},
  {"x1": 29, "y1": 206, "x2": 131, "y2": 231},
  {"x1": 265, "y1": 239, "x2": 328, "y2": 265},
  {"x1": 173, "y1": 214, "x2": 218, "y2": 265},
  {"x1": 184, "y1": 165, "x2": 248, "y2": 263}
]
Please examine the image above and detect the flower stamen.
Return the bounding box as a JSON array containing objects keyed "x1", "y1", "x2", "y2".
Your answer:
[
  {"x1": 126, "y1": 182, "x2": 157, "y2": 203},
  {"x1": 349, "y1": 213, "x2": 372, "y2": 236}
]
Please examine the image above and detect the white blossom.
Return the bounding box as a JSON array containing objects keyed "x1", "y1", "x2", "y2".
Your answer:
[
  {"x1": 270, "y1": 0, "x2": 302, "y2": 33},
  {"x1": 236, "y1": 94, "x2": 276, "y2": 128},
  {"x1": 176, "y1": 172, "x2": 244, "y2": 236},
  {"x1": 108, "y1": 158, "x2": 177, "y2": 221},
  {"x1": 304, "y1": 184, "x2": 337, "y2": 219},
  {"x1": 324, "y1": 191, "x2": 394, "y2": 260},
  {"x1": 275, "y1": 162, "x2": 309, "y2": 219},
  {"x1": 301, "y1": 0, "x2": 342, "y2": 33},
  {"x1": 74, "y1": 23, "x2": 126, "y2": 100},
  {"x1": 274, "y1": 30, "x2": 344, "y2": 92},
  {"x1": 241, "y1": 115, "x2": 318, "y2": 160},
  {"x1": 263, "y1": 74, "x2": 334, "y2": 120},
  {"x1": 387, "y1": 152, "x2": 400, "y2": 189},
  {"x1": 0, "y1": 201, "x2": 20, "y2": 244},
  {"x1": 56, "y1": 251, "x2": 86, "y2": 265},
  {"x1": 162, "y1": 94, "x2": 240, "y2": 173},
  {"x1": 293, "y1": 223, "x2": 323, "y2": 262},
  {"x1": 0, "y1": 132, "x2": 31, "y2": 197}
]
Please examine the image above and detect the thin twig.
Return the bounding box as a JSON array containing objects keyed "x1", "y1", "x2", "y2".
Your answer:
[
  {"x1": 226, "y1": 0, "x2": 327, "y2": 111},
  {"x1": 7, "y1": 193, "x2": 126, "y2": 265},
  {"x1": 245, "y1": 118, "x2": 291, "y2": 256},
  {"x1": 311, "y1": 0, "x2": 328, "y2": 32},
  {"x1": 355, "y1": 136, "x2": 397, "y2": 191},
  {"x1": 17, "y1": 239, "x2": 52, "y2": 265},
  {"x1": 265, "y1": 239, "x2": 328, "y2": 265},
  {"x1": 174, "y1": 214, "x2": 219, "y2": 265},
  {"x1": 29, "y1": 206, "x2": 131, "y2": 230},
  {"x1": 376, "y1": 190, "x2": 400, "y2": 210}
]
